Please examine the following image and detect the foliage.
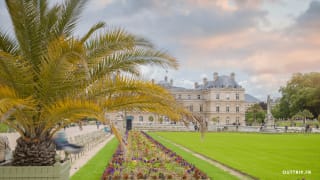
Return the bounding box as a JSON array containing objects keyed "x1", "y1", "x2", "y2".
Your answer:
[
  {"x1": 0, "y1": 0, "x2": 189, "y2": 166},
  {"x1": 158, "y1": 116, "x2": 163, "y2": 124},
  {"x1": 211, "y1": 117, "x2": 218, "y2": 122},
  {"x1": 154, "y1": 132, "x2": 320, "y2": 180},
  {"x1": 292, "y1": 109, "x2": 314, "y2": 120},
  {"x1": 0, "y1": 123, "x2": 9, "y2": 132},
  {"x1": 275, "y1": 72, "x2": 320, "y2": 119},
  {"x1": 275, "y1": 120, "x2": 319, "y2": 127},
  {"x1": 245, "y1": 104, "x2": 265, "y2": 125},
  {"x1": 148, "y1": 115, "x2": 154, "y2": 122},
  {"x1": 101, "y1": 131, "x2": 208, "y2": 180},
  {"x1": 71, "y1": 138, "x2": 119, "y2": 180}
]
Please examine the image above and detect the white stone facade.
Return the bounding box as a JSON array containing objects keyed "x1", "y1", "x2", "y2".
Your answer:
[
  {"x1": 106, "y1": 72, "x2": 247, "y2": 126},
  {"x1": 167, "y1": 73, "x2": 246, "y2": 125}
]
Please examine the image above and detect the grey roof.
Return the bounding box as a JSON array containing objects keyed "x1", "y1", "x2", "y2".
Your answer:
[
  {"x1": 197, "y1": 75, "x2": 241, "y2": 89},
  {"x1": 245, "y1": 94, "x2": 261, "y2": 103},
  {"x1": 157, "y1": 80, "x2": 187, "y2": 90}
]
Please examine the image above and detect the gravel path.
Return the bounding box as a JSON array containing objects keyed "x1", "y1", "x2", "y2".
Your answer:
[
  {"x1": 69, "y1": 134, "x2": 114, "y2": 176},
  {"x1": 156, "y1": 135, "x2": 257, "y2": 180}
]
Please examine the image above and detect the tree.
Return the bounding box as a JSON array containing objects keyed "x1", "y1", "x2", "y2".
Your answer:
[
  {"x1": 292, "y1": 109, "x2": 314, "y2": 125},
  {"x1": 245, "y1": 104, "x2": 265, "y2": 125},
  {"x1": 278, "y1": 72, "x2": 320, "y2": 118},
  {"x1": 211, "y1": 117, "x2": 219, "y2": 124},
  {"x1": 148, "y1": 116, "x2": 154, "y2": 122},
  {"x1": 0, "y1": 0, "x2": 187, "y2": 166}
]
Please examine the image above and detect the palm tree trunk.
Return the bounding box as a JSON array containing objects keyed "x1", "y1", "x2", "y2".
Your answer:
[{"x1": 13, "y1": 137, "x2": 56, "y2": 166}]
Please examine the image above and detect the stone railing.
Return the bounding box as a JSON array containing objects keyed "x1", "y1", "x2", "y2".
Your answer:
[{"x1": 57, "y1": 130, "x2": 108, "y2": 162}]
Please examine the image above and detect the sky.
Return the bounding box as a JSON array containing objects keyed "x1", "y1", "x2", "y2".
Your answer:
[{"x1": 1, "y1": 0, "x2": 320, "y2": 101}]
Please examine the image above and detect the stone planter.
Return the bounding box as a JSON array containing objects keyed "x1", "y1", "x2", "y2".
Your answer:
[{"x1": 0, "y1": 160, "x2": 70, "y2": 180}]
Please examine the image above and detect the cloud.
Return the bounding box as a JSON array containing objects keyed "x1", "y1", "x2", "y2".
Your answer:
[
  {"x1": 295, "y1": 1, "x2": 320, "y2": 31},
  {"x1": 1, "y1": 0, "x2": 319, "y2": 100}
]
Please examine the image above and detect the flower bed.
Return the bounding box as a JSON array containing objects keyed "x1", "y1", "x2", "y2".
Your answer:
[{"x1": 102, "y1": 131, "x2": 208, "y2": 179}]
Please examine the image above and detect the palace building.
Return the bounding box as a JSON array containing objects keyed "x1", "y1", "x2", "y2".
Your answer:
[
  {"x1": 107, "y1": 72, "x2": 259, "y2": 131},
  {"x1": 158, "y1": 72, "x2": 246, "y2": 125}
]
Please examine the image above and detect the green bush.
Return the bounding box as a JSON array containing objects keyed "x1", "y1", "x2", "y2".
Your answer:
[{"x1": 0, "y1": 123, "x2": 9, "y2": 132}]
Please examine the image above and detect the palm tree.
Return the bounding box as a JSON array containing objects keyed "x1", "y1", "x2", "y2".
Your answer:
[{"x1": 0, "y1": 0, "x2": 186, "y2": 166}]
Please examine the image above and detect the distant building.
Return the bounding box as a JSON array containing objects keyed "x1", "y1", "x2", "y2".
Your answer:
[
  {"x1": 106, "y1": 72, "x2": 260, "y2": 127},
  {"x1": 159, "y1": 72, "x2": 246, "y2": 125}
]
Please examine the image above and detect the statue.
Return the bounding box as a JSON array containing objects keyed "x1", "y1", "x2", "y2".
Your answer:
[{"x1": 265, "y1": 95, "x2": 274, "y2": 128}]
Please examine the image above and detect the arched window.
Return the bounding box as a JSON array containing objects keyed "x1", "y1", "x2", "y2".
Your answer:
[
  {"x1": 139, "y1": 116, "x2": 143, "y2": 122},
  {"x1": 226, "y1": 117, "x2": 230, "y2": 124},
  {"x1": 236, "y1": 105, "x2": 240, "y2": 112}
]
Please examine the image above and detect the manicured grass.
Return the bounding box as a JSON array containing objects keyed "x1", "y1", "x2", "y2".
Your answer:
[
  {"x1": 152, "y1": 132, "x2": 320, "y2": 180},
  {"x1": 71, "y1": 137, "x2": 118, "y2": 180},
  {"x1": 0, "y1": 123, "x2": 9, "y2": 132},
  {"x1": 149, "y1": 133, "x2": 239, "y2": 180}
]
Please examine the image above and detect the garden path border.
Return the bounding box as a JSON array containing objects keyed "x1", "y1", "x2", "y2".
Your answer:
[
  {"x1": 70, "y1": 134, "x2": 114, "y2": 176},
  {"x1": 156, "y1": 135, "x2": 258, "y2": 180}
]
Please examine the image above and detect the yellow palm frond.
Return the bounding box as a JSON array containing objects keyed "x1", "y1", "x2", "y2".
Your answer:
[{"x1": 42, "y1": 98, "x2": 102, "y2": 136}]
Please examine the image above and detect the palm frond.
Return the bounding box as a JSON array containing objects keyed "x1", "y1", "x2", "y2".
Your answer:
[
  {"x1": 5, "y1": 0, "x2": 44, "y2": 67},
  {"x1": 0, "y1": 85, "x2": 35, "y2": 125},
  {"x1": 0, "y1": 30, "x2": 18, "y2": 55},
  {"x1": 37, "y1": 37, "x2": 88, "y2": 103},
  {"x1": 80, "y1": 21, "x2": 106, "y2": 43},
  {"x1": 54, "y1": 0, "x2": 87, "y2": 37},
  {"x1": 85, "y1": 76, "x2": 187, "y2": 120},
  {"x1": 0, "y1": 51, "x2": 35, "y2": 97},
  {"x1": 85, "y1": 28, "x2": 153, "y2": 64},
  {"x1": 43, "y1": 98, "x2": 102, "y2": 136},
  {"x1": 88, "y1": 49, "x2": 177, "y2": 84}
]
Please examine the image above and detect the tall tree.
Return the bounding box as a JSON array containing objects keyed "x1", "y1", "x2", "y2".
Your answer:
[
  {"x1": 245, "y1": 104, "x2": 265, "y2": 125},
  {"x1": 0, "y1": 0, "x2": 186, "y2": 166},
  {"x1": 278, "y1": 72, "x2": 320, "y2": 119}
]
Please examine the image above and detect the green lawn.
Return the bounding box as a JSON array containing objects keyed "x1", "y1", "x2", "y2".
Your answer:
[
  {"x1": 151, "y1": 132, "x2": 320, "y2": 180},
  {"x1": 149, "y1": 133, "x2": 239, "y2": 180},
  {"x1": 0, "y1": 123, "x2": 9, "y2": 132},
  {"x1": 71, "y1": 137, "x2": 118, "y2": 180}
]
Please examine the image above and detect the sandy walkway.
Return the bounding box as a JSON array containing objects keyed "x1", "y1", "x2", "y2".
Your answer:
[{"x1": 69, "y1": 134, "x2": 114, "y2": 176}]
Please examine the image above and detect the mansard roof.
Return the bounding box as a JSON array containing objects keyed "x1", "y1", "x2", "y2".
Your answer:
[{"x1": 196, "y1": 75, "x2": 241, "y2": 89}]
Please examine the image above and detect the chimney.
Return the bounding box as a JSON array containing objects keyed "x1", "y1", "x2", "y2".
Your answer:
[
  {"x1": 203, "y1": 77, "x2": 208, "y2": 86},
  {"x1": 170, "y1": 79, "x2": 173, "y2": 86},
  {"x1": 194, "y1": 82, "x2": 199, "y2": 88},
  {"x1": 164, "y1": 76, "x2": 168, "y2": 82},
  {"x1": 230, "y1": 72, "x2": 235, "y2": 80},
  {"x1": 213, "y1": 72, "x2": 218, "y2": 81}
]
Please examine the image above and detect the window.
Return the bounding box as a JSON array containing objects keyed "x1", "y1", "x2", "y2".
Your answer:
[
  {"x1": 236, "y1": 106, "x2": 240, "y2": 112},
  {"x1": 200, "y1": 104, "x2": 203, "y2": 112},
  {"x1": 197, "y1": 95, "x2": 201, "y2": 99},
  {"x1": 226, "y1": 94, "x2": 230, "y2": 100},
  {"x1": 236, "y1": 93, "x2": 239, "y2": 100},
  {"x1": 190, "y1": 105, "x2": 193, "y2": 112},
  {"x1": 226, "y1": 117, "x2": 230, "y2": 124},
  {"x1": 139, "y1": 116, "x2": 143, "y2": 122},
  {"x1": 236, "y1": 117, "x2": 240, "y2": 123},
  {"x1": 216, "y1": 106, "x2": 220, "y2": 112},
  {"x1": 188, "y1": 95, "x2": 191, "y2": 99},
  {"x1": 216, "y1": 94, "x2": 220, "y2": 100},
  {"x1": 178, "y1": 94, "x2": 181, "y2": 99},
  {"x1": 226, "y1": 106, "x2": 230, "y2": 112}
]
